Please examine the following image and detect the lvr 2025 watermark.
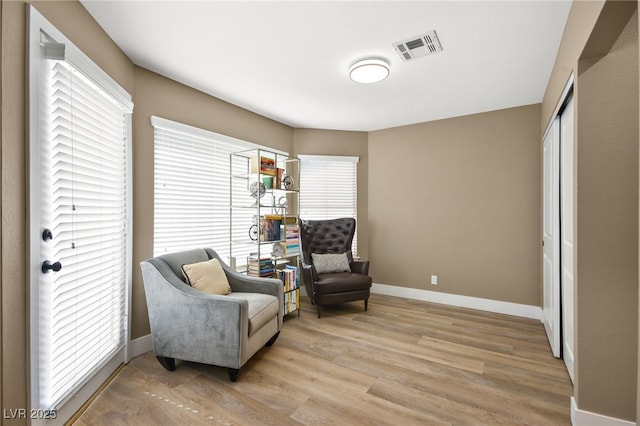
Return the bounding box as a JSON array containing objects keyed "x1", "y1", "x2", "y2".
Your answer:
[{"x1": 3, "y1": 408, "x2": 57, "y2": 419}]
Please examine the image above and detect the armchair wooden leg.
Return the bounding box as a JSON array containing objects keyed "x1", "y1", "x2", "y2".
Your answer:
[
  {"x1": 228, "y1": 368, "x2": 240, "y2": 382},
  {"x1": 365, "y1": 298, "x2": 368, "y2": 311},
  {"x1": 317, "y1": 304, "x2": 321, "y2": 318},
  {"x1": 156, "y1": 356, "x2": 176, "y2": 371}
]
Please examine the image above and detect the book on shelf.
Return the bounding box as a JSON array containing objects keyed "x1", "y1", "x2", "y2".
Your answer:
[
  {"x1": 250, "y1": 156, "x2": 276, "y2": 176},
  {"x1": 283, "y1": 288, "x2": 299, "y2": 315},
  {"x1": 284, "y1": 245, "x2": 299, "y2": 257},
  {"x1": 276, "y1": 264, "x2": 299, "y2": 292},
  {"x1": 263, "y1": 215, "x2": 282, "y2": 241},
  {"x1": 285, "y1": 224, "x2": 300, "y2": 256},
  {"x1": 248, "y1": 252, "x2": 275, "y2": 278}
]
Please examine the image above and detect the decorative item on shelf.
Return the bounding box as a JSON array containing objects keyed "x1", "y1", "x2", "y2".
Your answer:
[
  {"x1": 249, "y1": 224, "x2": 259, "y2": 241},
  {"x1": 262, "y1": 176, "x2": 273, "y2": 189},
  {"x1": 249, "y1": 181, "x2": 266, "y2": 199},
  {"x1": 271, "y1": 242, "x2": 284, "y2": 258},
  {"x1": 275, "y1": 196, "x2": 287, "y2": 215},
  {"x1": 282, "y1": 175, "x2": 294, "y2": 190}
]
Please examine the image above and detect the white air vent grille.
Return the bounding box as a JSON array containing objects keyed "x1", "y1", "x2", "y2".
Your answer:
[{"x1": 393, "y1": 30, "x2": 443, "y2": 62}]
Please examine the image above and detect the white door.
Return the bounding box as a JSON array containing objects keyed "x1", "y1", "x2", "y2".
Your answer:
[
  {"x1": 542, "y1": 118, "x2": 561, "y2": 358},
  {"x1": 28, "y1": 8, "x2": 132, "y2": 423},
  {"x1": 560, "y1": 96, "x2": 575, "y2": 381}
]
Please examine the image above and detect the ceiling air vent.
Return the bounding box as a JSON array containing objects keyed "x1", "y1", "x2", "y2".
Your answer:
[{"x1": 393, "y1": 30, "x2": 443, "y2": 62}]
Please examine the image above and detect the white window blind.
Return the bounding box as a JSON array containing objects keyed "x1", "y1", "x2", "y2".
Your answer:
[
  {"x1": 152, "y1": 117, "x2": 280, "y2": 259},
  {"x1": 40, "y1": 58, "x2": 130, "y2": 408},
  {"x1": 299, "y1": 155, "x2": 359, "y2": 255}
]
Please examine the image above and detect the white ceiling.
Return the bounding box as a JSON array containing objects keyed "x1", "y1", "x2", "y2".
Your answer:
[{"x1": 80, "y1": 1, "x2": 572, "y2": 132}]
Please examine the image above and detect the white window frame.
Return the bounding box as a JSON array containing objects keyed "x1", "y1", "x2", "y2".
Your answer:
[{"x1": 298, "y1": 154, "x2": 359, "y2": 255}]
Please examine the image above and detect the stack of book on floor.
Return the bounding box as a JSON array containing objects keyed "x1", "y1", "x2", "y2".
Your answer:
[{"x1": 248, "y1": 253, "x2": 274, "y2": 278}]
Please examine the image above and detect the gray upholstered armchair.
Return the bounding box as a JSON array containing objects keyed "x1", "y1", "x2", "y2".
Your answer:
[
  {"x1": 299, "y1": 218, "x2": 372, "y2": 318},
  {"x1": 140, "y1": 248, "x2": 283, "y2": 381}
]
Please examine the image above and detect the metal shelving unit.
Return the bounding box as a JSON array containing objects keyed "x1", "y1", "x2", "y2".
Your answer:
[{"x1": 230, "y1": 148, "x2": 301, "y2": 316}]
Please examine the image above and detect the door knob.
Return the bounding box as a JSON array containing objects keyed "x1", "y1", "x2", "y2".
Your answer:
[
  {"x1": 42, "y1": 228, "x2": 54, "y2": 242},
  {"x1": 41, "y1": 260, "x2": 62, "y2": 274}
]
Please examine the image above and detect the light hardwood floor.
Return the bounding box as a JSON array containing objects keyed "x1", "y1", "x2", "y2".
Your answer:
[{"x1": 73, "y1": 294, "x2": 572, "y2": 425}]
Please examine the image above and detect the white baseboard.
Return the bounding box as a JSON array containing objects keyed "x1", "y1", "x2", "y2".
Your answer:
[
  {"x1": 127, "y1": 334, "x2": 153, "y2": 360},
  {"x1": 371, "y1": 282, "x2": 543, "y2": 321},
  {"x1": 572, "y1": 397, "x2": 636, "y2": 426}
]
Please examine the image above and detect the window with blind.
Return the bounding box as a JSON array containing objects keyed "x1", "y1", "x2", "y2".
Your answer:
[
  {"x1": 29, "y1": 7, "x2": 133, "y2": 416},
  {"x1": 152, "y1": 117, "x2": 281, "y2": 260},
  {"x1": 298, "y1": 155, "x2": 359, "y2": 255}
]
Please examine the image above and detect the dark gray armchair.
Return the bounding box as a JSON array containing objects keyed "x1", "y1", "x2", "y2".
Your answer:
[
  {"x1": 140, "y1": 248, "x2": 283, "y2": 381},
  {"x1": 299, "y1": 218, "x2": 372, "y2": 318}
]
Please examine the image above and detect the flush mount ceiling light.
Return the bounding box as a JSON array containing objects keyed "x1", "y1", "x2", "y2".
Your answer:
[{"x1": 349, "y1": 58, "x2": 390, "y2": 84}]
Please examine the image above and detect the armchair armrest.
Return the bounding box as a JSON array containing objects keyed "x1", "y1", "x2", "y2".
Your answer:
[
  {"x1": 204, "y1": 248, "x2": 282, "y2": 299},
  {"x1": 350, "y1": 260, "x2": 370, "y2": 275},
  {"x1": 140, "y1": 261, "x2": 248, "y2": 368},
  {"x1": 226, "y1": 269, "x2": 283, "y2": 299},
  {"x1": 301, "y1": 261, "x2": 317, "y2": 282}
]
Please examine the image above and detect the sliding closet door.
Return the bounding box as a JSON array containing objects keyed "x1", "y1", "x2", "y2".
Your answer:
[
  {"x1": 560, "y1": 96, "x2": 575, "y2": 382},
  {"x1": 542, "y1": 117, "x2": 561, "y2": 358}
]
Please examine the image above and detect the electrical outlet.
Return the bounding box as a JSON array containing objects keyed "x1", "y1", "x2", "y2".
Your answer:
[{"x1": 431, "y1": 275, "x2": 438, "y2": 285}]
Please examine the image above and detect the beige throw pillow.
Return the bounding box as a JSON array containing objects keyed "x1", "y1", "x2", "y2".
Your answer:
[
  {"x1": 181, "y1": 258, "x2": 231, "y2": 295},
  {"x1": 311, "y1": 252, "x2": 351, "y2": 274}
]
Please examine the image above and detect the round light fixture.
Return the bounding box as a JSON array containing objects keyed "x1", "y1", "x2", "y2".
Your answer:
[{"x1": 349, "y1": 58, "x2": 390, "y2": 84}]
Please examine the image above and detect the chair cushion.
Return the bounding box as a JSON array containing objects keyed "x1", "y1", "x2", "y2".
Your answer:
[
  {"x1": 312, "y1": 252, "x2": 350, "y2": 273},
  {"x1": 181, "y1": 258, "x2": 231, "y2": 295},
  {"x1": 226, "y1": 292, "x2": 279, "y2": 336},
  {"x1": 315, "y1": 272, "x2": 372, "y2": 294}
]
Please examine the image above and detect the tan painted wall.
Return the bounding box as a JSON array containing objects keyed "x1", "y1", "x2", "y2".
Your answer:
[
  {"x1": 368, "y1": 104, "x2": 541, "y2": 306},
  {"x1": 292, "y1": 128, "x2": 369, "y2": 261},
  {"x1": 576, "y1": 6, "x2": 638, "y2": 421},
  {"x1": 1, "y1": 2, "x2": 27, "y2": 421},
  {"x1": 132, "y1": 67, "x2": 293, "y2": 338}
]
